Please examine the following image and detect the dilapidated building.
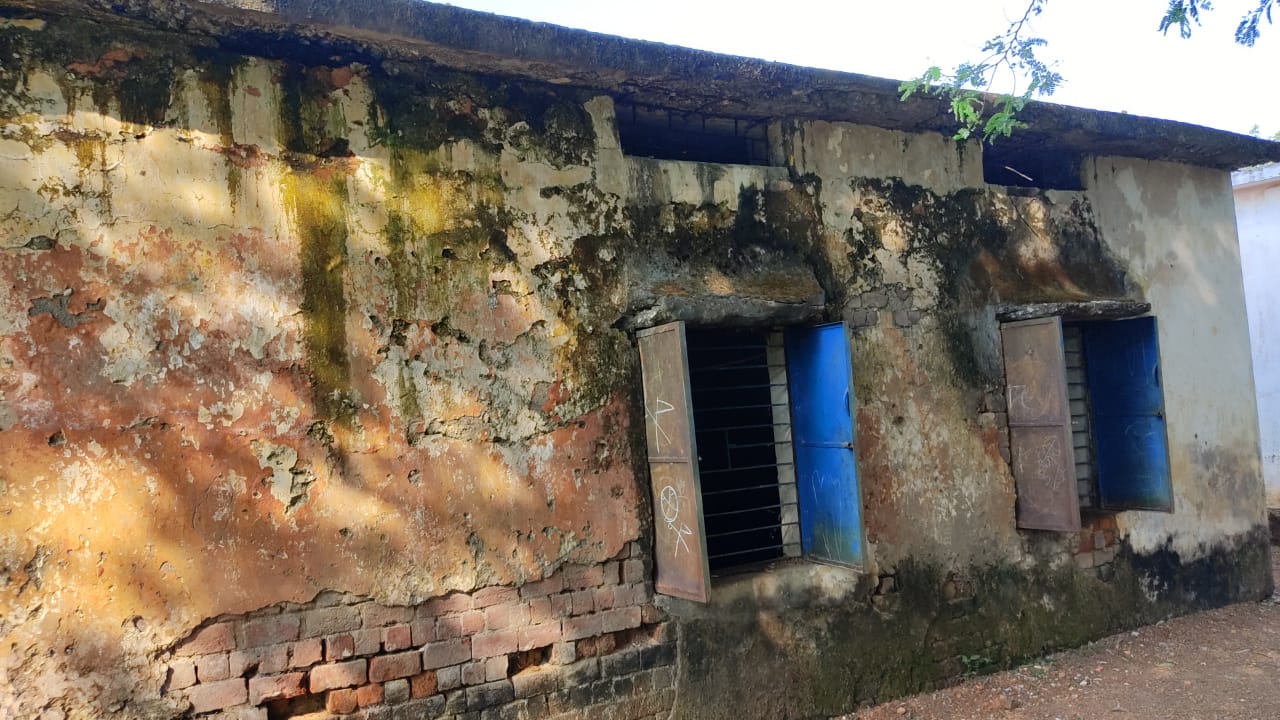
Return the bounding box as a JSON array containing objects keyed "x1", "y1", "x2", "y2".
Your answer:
[{"x1": 2, "y1": 2, "x2": 1279, "y2": 719}]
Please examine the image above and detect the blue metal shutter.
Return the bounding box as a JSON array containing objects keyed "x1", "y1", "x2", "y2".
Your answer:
[
  {"x1": 1082, "y1": 317, "x2": 1173, "y2": 512},
  {"x1": 637, "y1": 321, "x2": 711, "y2": 602},
  {"x1": 785, "y1": 322, "x2": 864, "y2": 566}
]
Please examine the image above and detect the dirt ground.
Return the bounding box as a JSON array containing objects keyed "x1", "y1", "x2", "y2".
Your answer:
[{"x1": 838, "y1": 548, "x2": 1280, "y2": 720}]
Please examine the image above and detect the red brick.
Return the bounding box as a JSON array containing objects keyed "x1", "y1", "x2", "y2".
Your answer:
[
  {"x1": 413, "y1": 618, "x2": 439, "y2": 644},
  {"x1": 472, "y1": 586, "x2": 519, "y2": 608},
  {"x1": 550, "y1": 593, "x2": 572, "y2": 618},
  {"x1": 185, "y1": 678, "x2": 247, "y2": 714},
  {"x1": 410, "y1": 671, "x2": 438, "y2": 698},
  {"x1": 593, "y1": 587, "x2": 616, "y2": 612},
  {"x1": 326, "y1": 688, "x2": 358, "y2": 714},
  {"x1": 290, "y1": 638, "x2": 323, "y2": 668},
  {"x1": 248, "y1": 672, "x2": 306, "y2": 705},
  {"x1": 519, "y1": 575, "x2": 564, "y2": 598},
  {"x1": 461, "y1": 659, "x2": 487, "y2": 686},
  {"x1": 310, "y1": 659, "x2": 367, "y2": 692},
  {"x1": 196, "y1": 653, "x2": 231, "y2": 682},
  {"x1": 624, "y1": 582, "x2": 650, "y2": 606},
  {"x1": 527, "y1": 597, "x2": 553, "y2": 624},
  {"x1": 383, "y1": 624, "x2": 412, "y2": 652},
  {"x1": 570, "y1": 590, "x2": 594, "y2": 616},
  {"x1": 229, "y1": 645, "x2": 288, "y2": 677},
  {"x1": 550, "y1": 642, "x2": 575, "y2": 665},
  {"x1": 563, "y1": 565, "x2": 604, "y2": 590},
  {"x1": 622, "y1": 559, "x2": 646, "y2": 585},
  {"x1": 352, "y1": 628, "x2": 382, "y2": 656},
  {"x1": 434, "y1": 616, "x2": 462, "y2": 640},
  {"x1": 175, "y1": 623, "x2": 235, "y2": 657},
  {"x1": 485, "y1": 602, "x2": 529, "y2": 631},
  {"x1": 562, "y1": 614, "x2": 602, "y2": 641},
  {"x1": 302, "y1": 606, "x2": 361, "y2": 638},
  {"x1": 421, "y1": 638, "x2": 471, "y2": 669},
  {"x1": 360, "y1": 604, "x2": 413, "y2": 628},
  {"x1": 369, "y1": 651, "x2": 421, "y2": 682},
  {"x1": 600, "y1": 561, "x2": 620, "y2": 586},
  {"x1": 518, "y1": 622, "x2": 562, "y2": 652},
  {"x1": 421, "y1": 593, "x2": 471, "y2": 617},
  {"x1": 601, "y1": 606, "x2": 642, "y2": 634},
  {"x1": 485, "y1": 655, "x2": 508, "y2": 682},
  {"x1": 326, "y1": 634, "x2": 355, "y2": 661},
  {"x1": 461, "y1": 610, "x2": 485, "y2": 634},
  {"x1": 512, "y1": 666, "x2": 560, "y2": 698},
  {"x1": 356, "y1": 683, "x2": 384, "y2": 707},
  {"x1": 437, "y1": 665, "x2": 462, "y2": 691},
  {"x1": 168, "y1": 659, "x2": 197, "y2": 690},
  {"x1": 242, "y1": 615, "x2": 300, "y2": 648},
  {"x1": 471, "y1": 629, "x2": 518, "y2": 658}
]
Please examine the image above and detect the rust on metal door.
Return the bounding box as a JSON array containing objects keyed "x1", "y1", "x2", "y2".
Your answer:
[
  {"x1": 1001, "y1": 317, "x2": 1081, "y2": 532},
  {"x1": 636, "y1": 321, "x2": 710, "y2": 602}
]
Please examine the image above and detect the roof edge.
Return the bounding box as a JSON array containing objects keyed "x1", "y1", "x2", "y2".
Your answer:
[{"x1": 7, "y1": 0, "x2": 1280, "y2": 170}]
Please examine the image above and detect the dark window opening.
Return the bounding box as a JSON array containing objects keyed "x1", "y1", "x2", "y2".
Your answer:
[
  {"x1": 615, "y1": 102, "x2": 771, "y2": 166},
  {"x1": 1063, "y1": 324, "x2": 1100, "y2": 509},
  {"x1": 686, "y1": 329, "x2": 798, "y2": 571},
  {"x1": 983, "y1": 144, "x2": 1084, "y2": 191}
]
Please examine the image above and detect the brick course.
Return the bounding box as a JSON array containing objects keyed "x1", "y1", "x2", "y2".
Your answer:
[
  {"x1": 175, "y1": 623, "x2": 235, "y2": 656},
  {"x1": 310, "y1": 659, "x2": 368, "y2": 692},
  {"x1": 185, "y1": 678, "x2": 247, "y2": 714},
  {"x1": 164, "y1": 560, "x2": 669, "y2": 720},
  {"x1": 242, "y1": 615, "x2": 300, "y2": 648},
  {"x1": 248, "y1": 672, "x2": 306, "y2": 705},
  {"x1": 369, "y1": 651, "x2": 421, "y2": 682}
]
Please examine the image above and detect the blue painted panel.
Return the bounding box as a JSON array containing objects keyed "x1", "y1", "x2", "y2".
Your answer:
[
  {"x1": 1082, "y1": 317, "x2": 1174, "y2": 511},
  {"x1": 786, "y1": 323, "x2": 863, "y2": 565}
]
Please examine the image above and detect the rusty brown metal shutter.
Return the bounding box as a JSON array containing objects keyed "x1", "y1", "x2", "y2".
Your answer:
[
  {"x1": 1000, "y1": 317, "x2": 1082, "y2": 532},
  {"x1": 636, "y1": 321, "x2": 711, "y2": 602}
]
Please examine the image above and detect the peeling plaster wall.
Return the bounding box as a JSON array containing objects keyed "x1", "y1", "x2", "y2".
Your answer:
[
  {"x1": 1086, "y1": 157, "x2": 1267, "y2": 547},
  {"x1": 0, "y1": 17, "x2": 643, "y2": 718},
  {"x1": 0, "y1": 8, "x2": 1270, "y2": 720}
]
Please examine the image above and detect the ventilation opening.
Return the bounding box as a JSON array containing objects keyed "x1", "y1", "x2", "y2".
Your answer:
[
  {"x1": 687, "y1": 328, "x2": 799, "y2": 572},
  {"x1": 983, "y1": 143, "x2": 1084, "y2": 190},
  {"x1": 615, "y1": 102, "x2": 770, "y2": 165}
]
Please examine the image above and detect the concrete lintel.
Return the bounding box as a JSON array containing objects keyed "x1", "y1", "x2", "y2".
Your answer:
[{"x1": 995, "y1": 300, "x2": 1151, "y2": 323}]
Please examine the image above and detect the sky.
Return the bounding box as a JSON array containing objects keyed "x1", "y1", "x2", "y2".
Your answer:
[{"x1": 439, "y1": 0, "x2": 1280, "y2": 137}]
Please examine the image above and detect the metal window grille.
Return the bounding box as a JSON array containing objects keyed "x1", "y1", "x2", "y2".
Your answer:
[
  {"x1": 686, "y1": 329, "x2": 800, "y2": 572},
  {"x1": 1063, "y1": 324, "x2": 1099, "y2": 509}
]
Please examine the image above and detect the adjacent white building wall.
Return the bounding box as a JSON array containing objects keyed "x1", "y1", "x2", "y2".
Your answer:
[{"x1": 1236, "y1": 162, "x2": 1280, "y2": 508}]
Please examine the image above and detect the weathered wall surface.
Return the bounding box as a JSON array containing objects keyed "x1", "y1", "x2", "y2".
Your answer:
[
  {"x1": 0, "y1": 6, "x2": 1270, "y2": 720},
  {"x1": 0, "y1": 13, "x2": 655, "y2": 719},
  {"x1": 1234, "y1": 164, "x2": 1280, "y2": 508},
  {"x1": 1086, "y1": 157, "x2": 1267, "y2": 542}
]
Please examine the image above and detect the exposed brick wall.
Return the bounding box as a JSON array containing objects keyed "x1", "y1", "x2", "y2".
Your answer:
[
  {"x1": 164, "y1": 545, "x2": 674, "y2": 719},
  {"x1": 1073, "y1": 514, "x2": 1123, "y2": 571}
]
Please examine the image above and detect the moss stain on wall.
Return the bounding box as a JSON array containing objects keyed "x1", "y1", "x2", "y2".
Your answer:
[{"x1": 283, "y1": 162, "x2": 355, "y2": 426}]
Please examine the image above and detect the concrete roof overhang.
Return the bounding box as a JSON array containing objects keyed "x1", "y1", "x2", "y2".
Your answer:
[{"x1": 9, "y1": 0, "x2": 1280, "y2": 170}]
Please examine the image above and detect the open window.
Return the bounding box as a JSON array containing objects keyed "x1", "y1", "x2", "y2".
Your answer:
[
  {"x1": 636, "y1": 321, "x2": 864, "y2": 603},
  {"x1": 1000, "y1": 316, "x2": 1173, "y2": 532}
]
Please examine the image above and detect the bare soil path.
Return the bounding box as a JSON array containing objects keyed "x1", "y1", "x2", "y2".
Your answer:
[{"x1": 838, "y1": 549, "x2": 1280, "y2": 720}]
